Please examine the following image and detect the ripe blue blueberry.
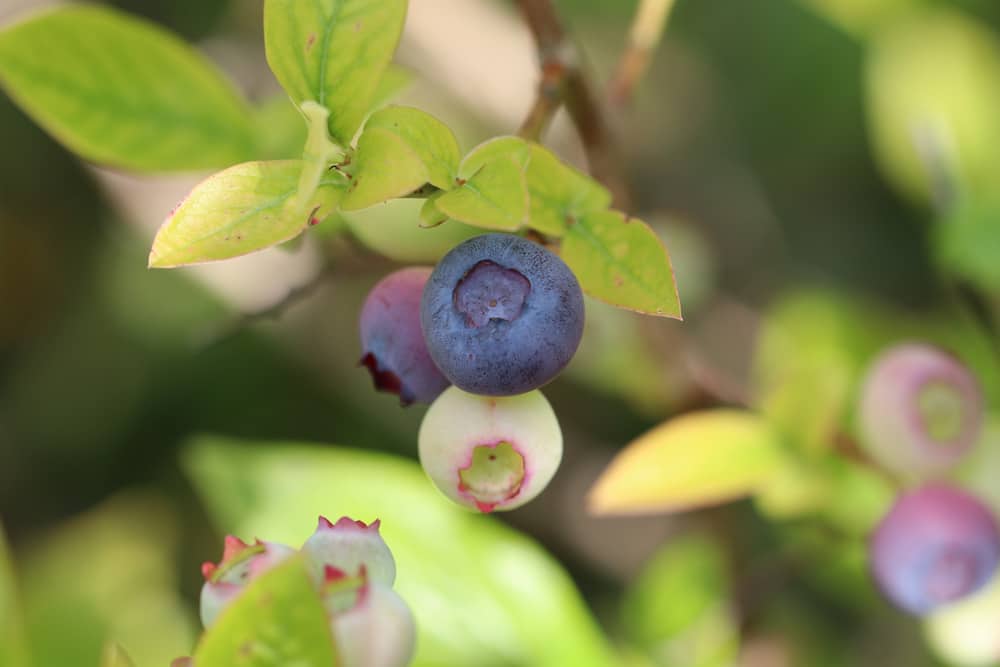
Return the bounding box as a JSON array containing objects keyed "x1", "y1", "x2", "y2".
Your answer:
[
  {"x1": 858, "y1": 343, "x2": 983, "y2": 475},
  {"x1": 870, "y1": 484, "x2": 1000, "y2": 615},
  {"x1": 360, "y1": 267, "x2": 450, "y2": 405},
  {"x1": 420, "y1": 233, "x2": 585, "y2": 396}
]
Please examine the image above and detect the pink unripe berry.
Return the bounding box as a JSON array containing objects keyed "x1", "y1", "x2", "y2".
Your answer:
[
  {"x1": 301, "y1": 516, "x2": 396, "y2": 588},
  {"x1": 199, "y1": 536, "x2": 294, "y2": 627},
  {"x1": 329, "y1": 577, "x2": 416, "y2": 667},
  {"x1": 418, "y1": 386, "x2": 563, "y2": 512},
  {"x1": 858, "y1": 343, "x2": 983, "y2": 475},
  {"x1": 360, "y1": 267, "x2": 449, "y2": 405}
]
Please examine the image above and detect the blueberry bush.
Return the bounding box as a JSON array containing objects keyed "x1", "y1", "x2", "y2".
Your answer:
[{"x1": 1, "y1": 0, "x2": 1000, "y2": 665}]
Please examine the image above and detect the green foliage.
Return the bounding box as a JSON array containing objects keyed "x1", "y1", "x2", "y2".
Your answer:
[
  {"x1": 562, "y1": 211, "x2": 682, "y2": 318},
  {"x1": 936, "y1": 195, "x2": 1000, "y2": 293},
  {"x1": 0, "y1": 523, "x2": 30, "y2": 667},
  {"x1": 343, "y1": 106, "x2": 461, "y2": 210},
  {"x1": 435, "y1": 137, "x2": 532, "y2": 231},
  {"x1": 19, "y1": 495, "x2": 196, "y2": 667},
  {"x1": 263, "y1": 0, "x2": 407, "y2": 147},
  {"x1": 100, "y1": 644, "x2": 137, "y2": 667},
  {"x1": 0, "y1": 5, "x2": 255, "y2": 171},
  {"x1": 588, "y1": 410, "x2": 783, "y2": 515},
  {"x1": 194, "y1": 556, "x2": 338, "y2": 667},
  {"x1": 526, "y1": 144, "x2": 611, "y2": 236},
  {"x1": 865, "y1": 8, "x2": 1000, "y2": 205},
  {"x1": 148, "y1": 161, "x2": 345, "y2": 267},
  {"x1": 184, "y1": 437, "x2": 615, "y2": 667},
  {"x1": 622, "y1": 536, "x2": 738, "y2": 667}
]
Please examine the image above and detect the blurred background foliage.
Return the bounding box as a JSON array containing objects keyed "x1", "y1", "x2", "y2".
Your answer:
[{"x1": 1, "y1": 0, "x2": 1000, "y2": 665}]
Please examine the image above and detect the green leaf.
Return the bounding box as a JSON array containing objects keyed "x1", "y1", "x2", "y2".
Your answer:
[
  {"x1": 21, "y1": 494, "x2": 196, "y2": 667},
  {"x1": 0, "y1": 522, "x2": 30, "y2": 667},
  {"x1": 253, "y1": 96, "x2": 308, "y2": 160},
  {"x1": 148, "y1": 160, "x2": 345, "y2": 268},
  {"x1": 184, "y1": 437, "x2": 616, "y2": 667},
  {"x1": 342, "y1": 106, "x2": 460, "y2": 210},
  {"x1": 622, "y1": 536, "x2": 738, "y2": 667},
  {"x1": 936, "y1": 195, "x2": 1000, "y2": 292},
  {"x1": 264, "y1": 0, "x2": 407, "y2": 146},
  {"x1": 100, "y1": 643, "x2": 136, "y2": 667},
  {"x1": 587, "y1": 410, "x2": 783, "y2": 515},
  {"x1": 526, "y1": 144, "x2": 611, "y2": 236},
  {"x1": 419, "y1": 193, "x2": 449, "y2": 228},
  {"x1": 562, "y1": 210, "x2": 682, "y2": 318},
  {"x1": 194, "y1": 555, "x2": 337, "y2": 667},
  {"x1": 0, "y1": 5, "x2": 255, "y2": 171},
  {"x1": 865, "y1": 8, "x2": 1000, "y2": 204},
  {"x1": 370, "y1": 63, "x2": 413, "y2": 109},
  {"x1": 435, "y1": 137, "x2": 531, "y2": 231}
]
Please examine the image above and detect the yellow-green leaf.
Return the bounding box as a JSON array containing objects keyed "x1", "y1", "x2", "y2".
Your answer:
[
  {"x1": 435, "y1": 137, "x2": 531, "y2": 231},
  {"x1": 193, "y1": 555, "x2": 337, "y2": 667},
  {"x1": 342, "y1": 106, "x2": 460, "y2": 210},
  {"x1": 100, "y1": 643, "x2": 136, "y2": 667},
  {"x1": 0, "y1": 523, "x2": 30, "y2": 667},
  {"x1": 370, "y1": 64, "x2": 414, "y2": 110},
  {"x1": 420, "y1": 193, "x2": 449, "y2": 228},
  {"x1": 588, "y1": 410, "x2": 783, "y2": 515},
  {"x1": 0, "y1": 5, "x2": 255, "y2": 171},
  {"x1": 264, "y1": 0, "x2": 407, "y2": 146},
  {"x1": 526, "y1": 143, "x2": 611, "y2": 236},
  {"x1": 148, "y1": 160, "x2": 345, "y2": 268},
  {"x1": 562, "y1": 210, "x2": 681, "y2": 318}
]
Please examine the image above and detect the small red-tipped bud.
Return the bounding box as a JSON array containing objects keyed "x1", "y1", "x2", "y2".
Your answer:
[
  {"x1": 327, "y1": 576, "x2": 416, "y2": 667},
  {"x1": 302, "y1": 515, "x2": 396, "y2": 589},
  {"x1": 199, "y1": 537, "x2": 294, "y2": 628}
]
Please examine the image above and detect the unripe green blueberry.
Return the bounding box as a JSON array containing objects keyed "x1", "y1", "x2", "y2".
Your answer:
[
  {"x1": 301, "y1": 516, "x2": 396, "y2": 588},
  {"x1": 418, "y1": 386, "x2": 563, "y2": 512},
  {"x1": 858, "y1": 343, "x2": 983, "y2": 475},
  {"x1": 199, "y1": 536, "x2": 294, "y2": 628}
]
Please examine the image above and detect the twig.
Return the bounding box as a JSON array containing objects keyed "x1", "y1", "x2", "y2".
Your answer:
[
  {"x1": 518, "y1": 59, "x2": 566, "y2": 141},
  {"x1": 516, "y1": 0, "x2": 632, "y2": 210},
  {"x1": 608, "y1": 0, "x2": 676, "y2": 107},
  {"x1": 193, "y1": 264, "x2": 337, "y2": 350}
]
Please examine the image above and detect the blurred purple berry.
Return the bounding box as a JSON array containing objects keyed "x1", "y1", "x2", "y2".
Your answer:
[
  {"x1": 870, "y1": 484, "x2": 1000, "y2": 615},
  {"x1": 360, "y1": 267, "x2": 449, "y2": 405},
  {"x1": 859, "y1": 343, "x2": 983, "y2": 474},
  {"x1": 199, "y1": 536, "x2": 294, "y2": 627}
]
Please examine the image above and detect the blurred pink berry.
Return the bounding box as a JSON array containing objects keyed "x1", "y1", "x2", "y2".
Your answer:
[{"x1": 858, "y1": 343, "x2": 983, "y2": 475}]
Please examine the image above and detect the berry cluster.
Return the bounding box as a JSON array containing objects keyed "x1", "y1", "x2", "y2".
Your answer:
[
  {"x1": 199, "y1": 516, "x2": 415, "y2": 666},
  {"x1": 859, "y1": 343, "x2": 1000, "y2": 616},
  {"x1": 359, "y1": 233, "x2": 584, "y2": 512}
]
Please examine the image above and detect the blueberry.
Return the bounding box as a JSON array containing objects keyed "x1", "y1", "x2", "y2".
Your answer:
[
  {"x1": 870, "y1": 484, "x2": 1000, "y2": 615},
  {"x1": 418, "y1": 386, "x2": 563, "y2": 512},
  {"x1": 858, "y1": 343, "x2": 983, "y2": 475},
  {"x1": 420, "y1": 233, "x2": 584, "y2": 396},
  {"x1": 360, "y1": 267, "x2": 450, "y2": 405}
]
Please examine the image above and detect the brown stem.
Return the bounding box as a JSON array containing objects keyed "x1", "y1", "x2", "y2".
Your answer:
[
  {"x1": 516, "y1": 0, "x2": 632, "y2": 210},
  {"x1": 607, "y1": 0, "x2": 675, "y2": 107}
]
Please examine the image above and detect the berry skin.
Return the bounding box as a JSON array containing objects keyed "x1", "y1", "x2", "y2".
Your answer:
[
  {"x1": 301, "y1": 516, "x2": 396, "y2": 588},
  {"x1": 199, "y1": 536, "x2": 294, "y2": 628},
  {"x1": 420, "y1": 233, "x2": 585, "y2": 396},
  {"x1": 360, "y1": 267, "x2": 450, "y2": 406},
  {"x1": 418, "y1": 386, "x2": 562, "y2": 512},
  {"x1": 325, "y1": 572, "x2": 416, "y2": 667},
  {"x1": 858, "y1": 343, "x2": 983, "y2": 475},
  {"x1": 869, "y1": 484, "x2": 1000, "y2": 615}
]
